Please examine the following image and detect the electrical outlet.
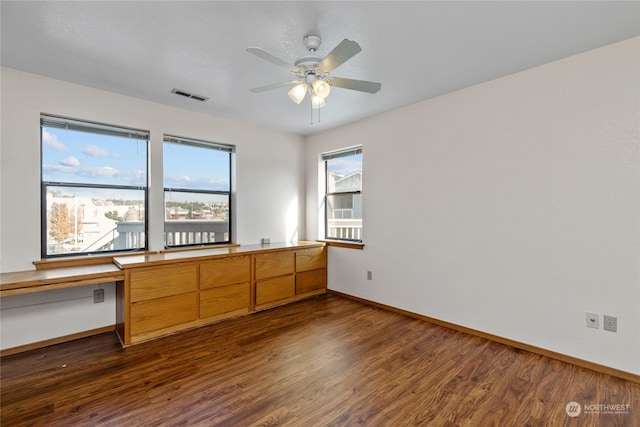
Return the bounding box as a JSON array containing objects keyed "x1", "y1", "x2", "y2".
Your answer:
[
  {"x1": 367, "y1": 271, "x2": 372, "y2": 280},
  {"x1": 586, "y1": 312, "x2": 599, "y2": 329},
  {"x1": 93, "y1": 289, "x2": 104, "y2": 304},
  {"x1": 603, "y1": 315, "x2": 617, "y2": 332},
  {"x1": 261, "y1": 237, "x2": 270, "y2": 244}
]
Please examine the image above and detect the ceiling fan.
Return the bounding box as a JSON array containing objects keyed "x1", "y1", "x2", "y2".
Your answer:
[{"x1": 247, "y1": 35, "x2": 381, "y2": 109}]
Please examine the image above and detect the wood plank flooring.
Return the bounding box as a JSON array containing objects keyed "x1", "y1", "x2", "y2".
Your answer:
[{"x1": 1, "y1": 294, "x2": 638, "y2": 426}]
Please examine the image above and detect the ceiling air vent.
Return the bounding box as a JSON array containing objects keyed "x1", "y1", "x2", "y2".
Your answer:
[{"x1": 171, "y1": 88, "x2": 209, "y2": 102}]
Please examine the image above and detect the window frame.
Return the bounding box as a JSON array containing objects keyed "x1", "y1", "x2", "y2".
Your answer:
[
  {"x1": 322, "y1": 146, "x2": 363, "y2": 244},
  {"x1": 40, "y1": 114, "x2": 149, "y2": 258},
  {"x1": 163, "y1": 135, "x2": 234, "y2": 249}
]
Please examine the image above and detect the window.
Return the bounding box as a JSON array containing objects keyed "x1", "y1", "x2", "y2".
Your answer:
[
  {"x1": 163, "y1": 136, "x2": 233, "y2": 247},
  {"x1": 41, "y1": 115, "x2": 148, "y2": 257},
  {"x1": 323, "y1": 147, "x2": 363, "y2": 242}
]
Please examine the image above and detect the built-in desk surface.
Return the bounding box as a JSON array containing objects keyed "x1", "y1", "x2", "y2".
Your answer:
[
  {"x1": 0, "y1": 264, "x2": 125, "y2": 297},
  {"x1": 113, "y1": 241, "x2": 324, "y2": 269}
]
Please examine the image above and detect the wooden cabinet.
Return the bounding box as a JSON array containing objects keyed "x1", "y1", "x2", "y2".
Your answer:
[
  {"x1": 127, "y1": 264, "x2": 198, "y2": 342},
  {"x1": 295, "y1": 247, "x2": 327, "y2": 295},
  {"x1": 130, "y1": 264, "x2": 197, "y2": 302},
  {"x1": 255, "y1": 251, "x2": 294, "y2": 280},
  {"x1": 200, "y1": 283, "x2": 250, "y2": 319},
  {"x1": 256, "y1": 275, "x2": 295, "y2": 306},
  {"x1": 296, "y1": 269, "x2": 327, "y2": 294},
  {"x1": 130, "y1": 293, "x2": 197, "y2": 337},
  {"x1": 200, "y1": 256, "x2": 250, "y2": 289},
  {"x1": 200, "y1": 256, "x2": 250, "y2": 319},
  {"x1": 254, "y1": 251, "x2": 295, "y2": 308},
  {"x1": 296, "y1": 247, "x2": 326, "y2": 272},
  {"x1": 115, "y1": 242, "x2": 326, "y2": 346}
]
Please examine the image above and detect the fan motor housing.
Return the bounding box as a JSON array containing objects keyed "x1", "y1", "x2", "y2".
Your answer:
[
  {"x1": 303, "y1": 35, "x2": 322, "y2": 51},
  {"x1": 295, "y1": 56, "x2": 321, "y2": 68},
  {"x1": 295, "y1": 35, "x2": 323, "y2": 75}
]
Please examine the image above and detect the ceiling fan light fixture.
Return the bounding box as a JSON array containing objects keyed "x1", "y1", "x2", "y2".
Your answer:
[
  {"x1": 247, "y1": 35, "x2": 381, "y2": 120},
  {"x1": 311, "y1": 93, "x2": 326, "y2": 109},
  {"x1": 288, "y1": 83, "x2": 307, "y2": 104},
  {"x1": 311, "y1": 79, "x2": 331, "y2": 99}
]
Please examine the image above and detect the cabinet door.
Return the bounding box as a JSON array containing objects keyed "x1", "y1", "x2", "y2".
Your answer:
[
  {"x1": 296, "y1": 247, "x2": 326, "y2": 272},
  {"x1": 200, "y1": 256, "x2": 250, "y2": 289},
  {"x1": 130, "y1": 264, "x2": 197, "y2": 302},
  {"x1": 130, "y1": 293, "x2": 197, "y2": 336},
  {"x1": 200, "y1": 283, "x2": 250, "y2": 318},
  {"x1": 296, "y1": 269, "x2": 327, "y2": 294},
  {"x1": 255, "y1": 251, "x2": 294, "y2": 280},
  {"x1": 256, "y1": 275, "x2": 295, "y2": 305}
]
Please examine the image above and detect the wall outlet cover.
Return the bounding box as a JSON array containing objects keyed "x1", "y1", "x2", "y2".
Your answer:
[
  {"x1": 586, "y1": 312, "x2": 599, "y2": 329},
  {"x1": 603, "y1": 315, "x2": 617, "y2": 332},
  {"x1": 93, "y1": 289, "x2": 105, "y2": 304}
]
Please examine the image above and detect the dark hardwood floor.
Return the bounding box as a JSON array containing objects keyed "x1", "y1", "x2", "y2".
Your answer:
[{"x1": 1, "y1": 294, "x2": 638, "y2": 426}]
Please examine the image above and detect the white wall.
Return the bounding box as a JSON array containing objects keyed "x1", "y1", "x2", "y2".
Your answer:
[
  {"x1": 0, "y1": 68, "x2": 305, "y2": 349},
  {"x1": 305, "y1": 37, "x2": 640, "y2": 375}
]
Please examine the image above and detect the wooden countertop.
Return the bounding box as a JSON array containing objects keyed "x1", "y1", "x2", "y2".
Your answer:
[
  {"x1": 0, "y1": 241, "x2": 324, "y2": 297},
  {"x1": 113, "y1": 241, "x2": 325, "y2": 269},
  {"x1": 0, "y1": 264, "x2": 125, "y2": 297}
]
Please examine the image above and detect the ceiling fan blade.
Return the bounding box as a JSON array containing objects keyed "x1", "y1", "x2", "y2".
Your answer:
[
  {"x1": 328, "y1": 77, "x2": 381, "y2": 94},
  {"x1": 317, "y1": 39, "x2": 362, "y2": 73},
  {"x1": 247, "y1": 47, "x2": 299, "y2": 73},
  {"x1": 250, "y1": 80, "x2": 301, "y2": 93}
]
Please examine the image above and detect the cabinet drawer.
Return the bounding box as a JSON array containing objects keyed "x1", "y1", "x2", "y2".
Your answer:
[
  {"x1": 130, "y1": 293, "x2": 197, "y2": 336},
  {"x1": 255, "y1": 251, "x2": 294, "y2": 280},
  {"x1": 130, "y1": 264, "x2": 197, "y2": 302},
  {"x1": 295, "y1": 247, "x2": 326, "y2": 272},
  {"x1": 200, "y1": 283, "x2": 250, "y2": 318},
  {"x1": 256, "y1": 275, "x2": 295, "y2": 305},
  {"x1": 200, "y1": 256, "x2": 250, "y2": 289},
  {"x1": 296, "y1": 269, "x2": 327, "y2": 294}
]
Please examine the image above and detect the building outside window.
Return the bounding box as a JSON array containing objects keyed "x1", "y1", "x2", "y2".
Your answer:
[
  {"x1": 163, "y1": 136, "x2": 233, "y2": 247},
  {"x1": 41, "y1": 115, "x2": 148, "y2": 257},
  {"x1": 323, "y1": 147, "x2": 363, "y2": 242}
]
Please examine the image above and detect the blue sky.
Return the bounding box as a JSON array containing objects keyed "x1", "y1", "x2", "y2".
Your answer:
[
  {"x1": 163, "y1": 142, "x2": 230, "y2": 191},
  {"x1": 327, "y1": 153, "x2": 362, "y2": 176},
  {"x1": 42, "y1": 128, "x2": 146, "y2": 187},
  {"x1": 42, "y1": 128, "x2": 230, "y2": 193}
]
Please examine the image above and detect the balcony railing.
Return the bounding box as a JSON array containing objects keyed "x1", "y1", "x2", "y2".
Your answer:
[
  {"x1": 111, "y1": 220, "x2": 229, "y2": 249},
  {"x1": 327, "y1": 219, "x2": 362, "y2": 241},
  {"x1": 163, "y1": 220, "x2": 229, "y2": 246}
]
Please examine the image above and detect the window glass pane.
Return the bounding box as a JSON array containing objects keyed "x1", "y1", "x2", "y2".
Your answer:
[
  {"x1": 326, "y1": 194, "x2": 362, "y2": 241},
  {"x1": 324, "y1": 148, "x2": 362, "y2": 242},
  {"x1": 163, "y1": 137, "x2": 232, "y2": 248},
  {"x1": 163, "y1": 142, "x2": 230, "y2": 191},
  {"x1": 164, "y1": 191, "x2": 230, "y2": 246},
  {"x1": 41, "y1": 116, "x2": 148, "y2": 257},
  {"x1": 45, "y1": 185, "x2": 145, "y2": 256},
  {"x1": 326, "y1": 152, "x2": 362, "y2": 193},
  {"x1": 42, "y1": 127, "x2": 147, "y2": 187}
]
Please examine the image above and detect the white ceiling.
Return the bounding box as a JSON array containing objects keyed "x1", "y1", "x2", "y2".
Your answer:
[{"x1": 1, "y1": 1, "x2": 638, "y2": 136}]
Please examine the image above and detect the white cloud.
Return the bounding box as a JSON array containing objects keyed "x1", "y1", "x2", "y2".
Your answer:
[
  {"x1": 83, "y1": 144, "x2": 109, "y2": 157},
  {"x1": 82, "y1": 145, "x2": 121, "y2": 158},
  {"x1": 43, "y1": 164, "x2": 146, "y2": 186},
  {"x1": 60, "y1": 156, "x2": 80, "y2": 167},
  {"x1": 165, "y1": 174, "x2": 229, "y2": 190},
  {"x1": 86, "y1": 166, "x2": 118, "y2": 177},
  {"x1": 42, "y1": 130, "x2": 66, "y2": 151}
]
